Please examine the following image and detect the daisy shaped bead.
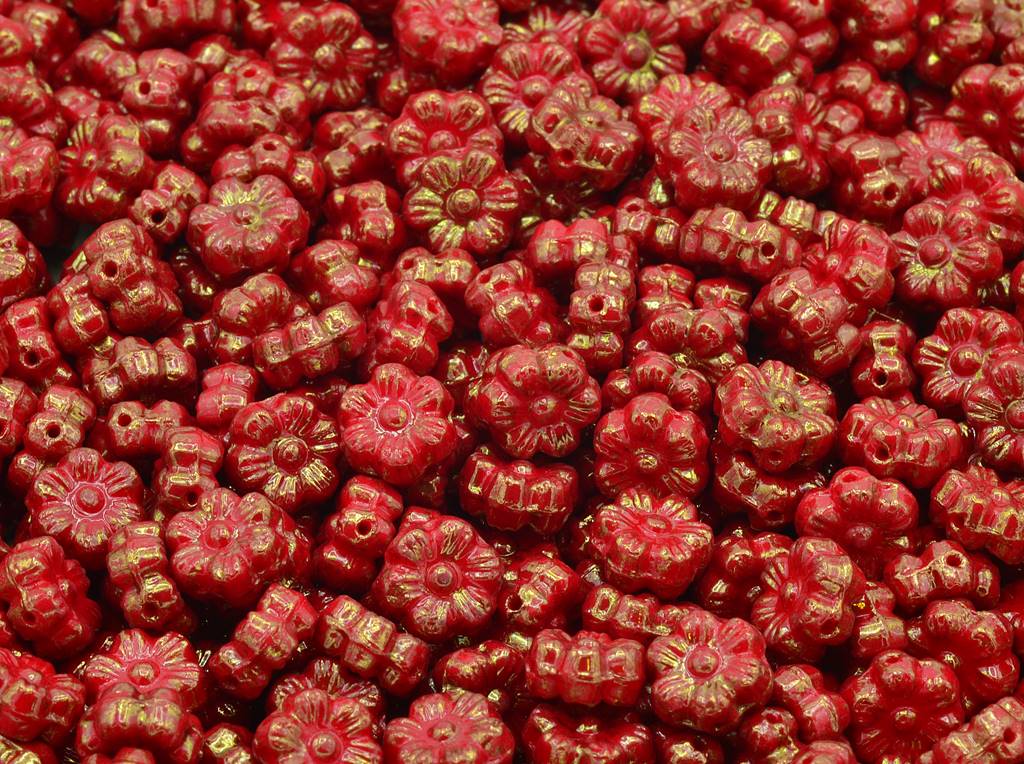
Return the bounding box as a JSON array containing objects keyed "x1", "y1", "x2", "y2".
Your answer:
[
  {"x1": 464, "y1": 343, "x2": 600, "y2": 459},
  {"x1": 932, "y1": 465, "x2": 1024, "y2": 565},
  {"x1": 403, "y1": 148, "x2": 522, "y2": 259},
  {"x1": 647, "y1": 608, "x2": 773, "y2": 734},
  {"x1": 594, "y1": 392, "x2": 710, "y2": 499},
  {"x1": 27, "y1": 448, "x2": 144, "y2": 570},
  {"x1": 384, "y1": 691, "x2": 513, "y2": 764},
  {"x1": 254, "y1": 689, "x2": 381, "y2": 764},
  {"x1": 964, "y1": 347, "x2": 1024, "y2": 472},
  {"x1": 227, "y1": 394, "x2": 341, "y2": 513},
  {"x1": 371, "y1": 509, "x2": 502, "y2": 643},
  {"x1": 339, "y1": 363, "x2": 456, "y2": 488}
]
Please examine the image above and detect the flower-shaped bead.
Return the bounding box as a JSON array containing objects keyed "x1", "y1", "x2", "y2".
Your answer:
[
  {"x1": 27, "y1": 448, "x2": 143, "y2": 571},
  {"x1": 386, "y1": 90, "x2": 503, "y2": 187},
  {"x1": 268, "y1": 657, "x2": 385, "y2": 731},
  {"x1": 577, "y1": 0, "x2": 686, "y2": 102},
  {"x1": 852, "y1": 320, "x2": 918, "y2": 400},
  {"x1": 590, "y1": 488, "x2": 712, "y2": 599},
  {"x1": 522, "y1": 704, "x2": 654, "y2": 763},
  {"x1": 796, "y1": 467, "x2": 919, "y2": 579},
  {"x1": 187, "y1": 175, "x2": 310, "y2": 279},
  {"x1": 0, "y1": 124, "x2": 58, "y2": 218},
  {"x1": 393, "y1": 0, "x2": 503, "y2": 85},
  {"x1": 165, "y1": 488, "x2": 302, "y2": 609},
  {"x1": 82, "y1": 630, "x2": 203, "y2": 710},
  {"x1": 384, "y1": 692, "x2": 512, "y2": 764},
  {"x1": 602, "y1": 351, "x2": 712, "y2": 416},
  {"x1": 679, "y1": 207, "x2": 802, "y2": 285},
  {"x1": 594, "y1": 392, "x2": 710, "y2": 499},
  {"x1": 928, "y1": 697, "x2": 1024, "y2": 764},
  {"x1": 464, "y1": 343, "x2": 600, "y2": 459},
  {"x1": 130, "y1": 164, "x2": 208, "y2": 246},
  {"x1": 750, "y1": 536, "x2": 866, "y2": 660},
  {"x1": 464, "y1": 261, "x2": 566, "y2": 348},
  {"x1": 527, "y1": 75, "x2": 643, "y2": 192},
  {"x1": 498, "y1": 550, "x2": 581, "y2": 634},
  {"x1": 629, "y1": 307, "x2": 747, "y2": 385},
  {"x1": 648, "y1": 608, "x2": 773, "y2": 734},
  {"x1": 885, "y1": 539, "x2": 1000, "y2": 613},
  {"x1": 226, "y1": 394, "x2": 340, "y2": 512},
  {"x1": 893, "y1": 200, "x2": 1003, "y2": 310},
  {"x1": 964, "y1": 348, "x2": 1024, "y2": 472},
  {"x1": 696, "y1": 527, "x2": 794, "y2": 619},
  {"x1": 703, "y1": 9, "x2": 810, "y2": 91},
  {"x1": 359, "y1": 282, "x2": 453, "y2": 377},
  {"x1": 715, "y1": 361, "x2": 836, "y2": 474},
  {"x1": 0, "y1": 647, "x2": 84, "y2": 748},
  {"x1": 932, "y1": 465, "x2": 1024, "y2": 564},
  {"x1": 432, "y1": 641, "x2": 524, "y2": 713},
  {"x1": 659, "y1": 105, "x2": 772, "y2": 212},
  {"x1": 211, "y1": 135, "x2": 325, "y2": 212},
  {"x1": 525, "y1": 628, "x2": 646, "y2": 707},
  {"x1": 0, "y1": 223, "x2": 48, "y2": 313},
  {"x1": 913, "y1": 307, "x2": 1024, "y2": 413},
  {"x1": 267, "y1": 3, "x2": 375, "y2": 113},
  {"x1": 371, "y1": 510, "x2": 502, "y2": 642},
  {"x1": 838, "y1": 396, "x2": 967, "y2": 489},
  {"x1": 339, "y1": 363, "x2": 456, "y2": 487},
  {"x1": 947, "y1": 63, "x2": 1024, "y2": 170},
  {"x1": 772, "y1": 663, "x2": 851, "y2": 743},
  {"x1": 842, "y1": 650, "x2": 965, "y2": 763},
  {"x1": 320, "y1": 181, "x2": 406, "y2": 270},
  {"x1": 403, "y1": 148, "x2": 521, "y2": 258},
  {"x1": 253, "y1": 690, "x2": 381, "y2": 764}
]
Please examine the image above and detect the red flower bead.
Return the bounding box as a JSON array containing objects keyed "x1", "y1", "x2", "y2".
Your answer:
[
  {"x1": 82, "y1": 630, "x2": 203, "y2": 709},
  {"x1": 914, "y1": 0, "x2": 995, "y2": 86},
  {"x1": 648, "y1": 607, "x2": 772, "y2": 734},
  {"x1": 581, "y1": 584, "x2": 691, "y2": 644},
  {"x1": 850, "y1": 582, "x2": 909, "y2": 661},
  {"x1": 796, "y1": 467, "x2": 919, "y2": 579},
  {"x1": 120, "y1": 49, "x2": 204, "y2": 157},
  {"x1": 852, "y1": 320, "x2": 918, "y2": 400},
  {"x1": 590, "y1": 488, "x2": 712, "y2": 599},
  {"x1": 712, "y1": 443, "x2": 826, "y2": 529},
  {"x1": 602, "y1": 351, "x2": 712, "y2": 416},
  {"x1": 210, "y1": 273, "x2": 306, "y2": 365},
  {"x1": 634, "y1": 72, "x2": 735, "y2": 157},
  {"x1": 964, "y1": 348, "x2": 1024, "y2": 472},
  {"x1": 320, "y1": 181, "x2": 407, "y2": 269},
  {"x1": 947, "y1": 63, "x2": 1024, "y2": 169},
  {"x1": 896, "y1": 119, "x2": 993, "y2": 201},
  {"x1": 0, "y1": 647, "x2": 84, "y2": 747},
  {"x1": 194, "y1": 363, "x2": 259, "y2": 442},
  {"x1": 834, "y1": 0, "x2": 920, "y2": 72},
  {"x1": 751, "y1": 536, "x2": 866, "y2": 660},
  {"x1": 654, "y1": 727, "x2": 725, "y2": 764},
  {"x1": 371, "y1": 509, "x2": 502, "y2": 642},
  {"x1": 202, "y1": 724, "x2": 253, "y2": 764},
  {"x1": 403, "y1": 148, "x2": 522, "y2": 258},
  {"x1": 696, "y1": 527, "x2": 793, "y2": 619},
  {"x1": 210, "y1": 585, "x2": 318, "y2": 701},
  {"x1": 715, "y1": 360, "x2": 836, "y2": 474},
  {"x1": 465, "y1": 343, "x2": 600, "y2": 459},
  {"x1": 269, "y1": 657, "x2": 385, "y2": 731},
  {"x1": 772, "y1": 664, "x2": 850, "y2": 742},
  {"x1": 129, "y1": 164, "x2": 208, "y2": 246},
  {"x1": 117, "y1": 0, "x2": 233, "y2": 49},
  {"x1": 27, "y1": 448, "x2": 143, "y2": 570},
  {"x1": 360, "y1": 282, "x2": 453, "y2": 377},
  {"x1": 524, "y1": 628, "x2": 645, "y2": 707},
  {"x1": 381, "y1": 247, "x2": 479, "y2": 327},
  {"x1": 498, "y1": 550, "x2": 581, "y2": 633},
  {"x1": 8, "y1": 385, "x2": 95, "y2": 496},
  {"x1": 527, "y1": 75, "x2": 643, "y2": 192},
  {"x1": 384, "y1": 691, "x2": 513, "y2": 764},
  {"x1": 106, "y1": 522, "x2": 194, "y2": 633},
  {"x1": 828, "y1": 132, "x2": 913, "y2": 223},
  {"x1": 56, "y1": 31, "x2": 135, "y2": 100},
  {"x1": 188, "y1": 175, "x2": 310, "y2": 280},
  {"x1": 84, "y1": 335, "x2": 197, "y2": 410},
  {"x1": 316, "y1": 595, "x2": 431, "y2": 696},
  {"x1": 0, "y1": 376, "x2": 36, "y2": 462},
  {"x1": 339, "y1": 363, "x2": 456, "y2": 487},
  {"x1": 503, "y1": 5, "x2": 587, "y2": 46},
  {"x1": 702, "y1": 9, "x2": 810, "y2": 92},
  {"x1": 393, "y1": 0, "x2": 502, "y2": 85},
  {"x1": 313, "y1": 108, "x2": 391, "y2": 188},
  {"x1": 658, "y1": 105, "x2": 772, "y2": 212},
  {"x1": 885, "y1": 539, "x2": 1000, "y2": 613},
  {"x1": 842, "y1": 650, "x2": 965, "y2": 763},
  {"x1": 0, "y1": 125, "x2": 57, "y2": 219},
  {"x1": 0, "y1": 536, "x2": 100, "y2": 659},
  {"x1": 679, "y1": 207, "x2": 802, "y2": 284},
  {"x1": 907, "y1": 599, "x2": 1018, "y2": 711},
  {"x1": 288, "y1": 240, "x2": 380, "y2": 314},
  {"x1": 57, "y1": 115, "x2": 155, "y2": 223},
  {"x1": 0, "y1": 65, "x2": 66, "y2": 143},
  {"x1": 893, "y1": 200, "x2": 1003, "y2": 310},
  {"x1": 914, "y1": 308, "x2": 1024, "y2": 413},
  {"x1": 313, "y1": 476, "x2": 404, "y2": 593},
  {"x1": 211, "y1": 135, "x2": 325, "y2": 212},
  {"x1": 838, "y1": 396, "x2": 967, "y2": 489},
  {"x1": 0, "y1": 223, "x2": 48, "y2": 313},
  {"x1": 432, "y1": 641, "x2": 524, "y2": 712},
  {"x1": 927, "y1": 697, "x2": 1024, "y2": 763},
  {"x1": 522, "y1": 704, "x2": 654, "y2": 764},
  {"x1": 253, "y1": 690, "x2": 381, "y2": 764},
  {"x1": 577, "y1": 0, "x2": 686, "y2": 102},
  {"x1": 594, "y1": 392, "x2": 710, "y2": 499},
  {"x1": 465, "y1": 261, "x2": 566, "y2": 348},
  {"x1": 386, "y1": 90, "x2": 503, "y2": 188},
  {"x1": 459, "y1": 445, "x2": 578, "y2": 534},
  {"x1": 226, "y1": 393, "x2": 340, "y2": 512},
  {"x1": 629, "y1": 306, "x2": 747, "y2": 384},
  {"x1": 9, "y1": 3, "x2": 80, "y2": 78},
  {"x1": 932, "y1": 465, "x2": 1024, "y2": 564},
  {"x1": 478, "y1": 41, "x2": 582, "y2": 149},
  {"x1": 266, "y1": 3, "x2": 374, "y2": 113},
  {"x1": 737, "y1": 708, "x2": 858, "y2": 764},
  {"x1": 165, "y1": 488, "x2": 302, "y2": 608}
]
